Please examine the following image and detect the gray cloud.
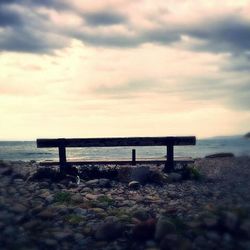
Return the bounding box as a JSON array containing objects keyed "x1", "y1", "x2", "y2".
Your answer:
[
  {"x1": 0, "y1": 0, "x2": 68, "y2": 9},
  {"x1": 0, "y1": 28, "x2": 68, "y2": 53},
  {"x1": 0, "y1": 1, "x2": 69, "y2": 53},
  {"x1": 84, "y1": 10, "x2": 126, "y2": 26},
  {"x1": 0, "y1": 0, "x2": 17, "y2": 4},
  {"x1": 72, "y1": 25, "x2": 182, "y2": 48},
  {"x1": 94, "y1": 79, "x2": 156, "y2": 97},
  {"x1": 0, "y1": 5, "x2": 23, "y2": 27},
  {"x1": 73, "y1": 31, "x2": 140, "y2": 48},
  {"x1": 221, "y1": 53, "x2": 250, "y2": 72},
  {"x1": 185, "y1": 15, "x2": 250, "y2": 54}
]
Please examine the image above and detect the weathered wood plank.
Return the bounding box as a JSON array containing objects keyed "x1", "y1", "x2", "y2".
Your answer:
[
  {"x1": 37, "y1": 136, "x2": 196, "y2": 148},
  {"x1": 39, "y1": 157, "x2": 194, "y2": 166}
]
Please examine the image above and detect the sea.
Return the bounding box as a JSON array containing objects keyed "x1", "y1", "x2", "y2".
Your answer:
[{"x1": 0, "y1": 136, "x2": 249, "y2": 162}]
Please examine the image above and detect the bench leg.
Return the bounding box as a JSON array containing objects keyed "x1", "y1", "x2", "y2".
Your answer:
[
  {"x1": 132, "y1": 149, "x2": 136, "y2": 166},
  {"x1": 59, "y1": 146, "x2": 67, "y2": 171},
  {"x1": 163, "y1": 144, "x2": 174, "y2": 172}
]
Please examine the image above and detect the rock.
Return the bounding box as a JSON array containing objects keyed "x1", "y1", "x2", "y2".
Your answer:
[
  {"x1": 95, "y1": 219, "x2": 124, "y2": 241},
  {"x1": 11, "y1": 204, "x2": 27, "y2": 213},
  {"x1": 128, "y1": 181, "x2": 140, "y2": 190},
  {"x1": 155, "y1": 216, "x2": 176, "y2": 241},
  {"x1": 98, "y1": 178, "x2": 111, "y2": 188},
  {"x1": 168, "y1": 173, "x2": 182, "y2": 182},
  {"x1": 160, "y1": 234, "x2": 178, "y2": 250},
  {"x1": 149, "y1": 170, "x2": 166, "y2": 185},
  {"x1": 160, "y1": 234, "x2": 191, "y2": 250},
  {"x1": 68, "y1": 181, "x2": 78, "y2": 188},
  {"x1": 54, "y1": 204, "x2": 69, "y2": 215},
  {"x1": 81, "y1": 187, "x2": 92, "y2": 192},
  {"x1": 132, "y1": 218, "x2": 156, "y2": 240},
  {"x1": 3, "y1": 225, "x2": 16, "y2": 236},
  {"x1": 205, "y1": 231, "x2": 220, "y2": 242},
  {"x1": 205, "y1": 153, "x2": 234, "y2": 158},
  {"x1": 57, "y1": 183, "x2": 66, "y2": 189},
  {"x1": 132, "y1": 209, "x2": 150, "y2": 221},
  {"x1": 167, "y1": 191, "x2": 179, "y2": 199},
  {"x1": 74, "y1": 207, "x2": 88, "y2": 216},
  {"x1": 240, "y1": 220, "x2": 250, "y2": 238},
  {"x1": 244, "y1": 132, "x2": 250, "y2": 138},
  {"x1": 71, "y1": 194, "x2": 83, "y2": 203},
  {"x1": 39, "y1": 190, "x2": 51, "y2": 199},
  {"x1": 239, "y1": 241, "x2": 250, "y2": 250},
  {"x1": 39, "y1": 182, "x2": 50, "y2": 189},
  {"x1": 38, "y1": 208, "x2": 55, "y2": 219},
  {"x1": 44, "y1": 239, "x2": 58, "y2": 247},
  {"x1": 31, "y1": 205, "x2": 44, "y2": 214},
  {"x1": 203, "y1": 216, "x2": 218, "y2": 228},
  {"x1": 85, "y1": 193, "x2": 104, "y2": 200},
  {"x1": 53, "y1": 231, "x2": 73, "y2": 240},
  {"x1": 85, "y1": 178, "x2": 110, "y2": 188},
  {"x1": 45, "y1": 195, "x2": 54, "y2": 203},
  {"x1": 91, "y1": 207, "x2": 105, "y2": 214},
  {"x1": 85, "y1": 179, "x2": 99, "y2": 187},
  {"x1": 222, "y1": 211, "x2": 238, "y2": 231},
  {"x1": 130, "y1": 166, "x2": 150, "y2": 184},
  {"x1": 0, "y1": 167, "x2": 13, "y2": 176},
  {"x1": 23, "y1": 220, "x2": 40, "y2": 230},
  {"x1": 145, "y1": 240, "x2": 157, "y2": 248},
  {"x1": 221, "y1": 233, "x2": 233, "y2": 249},
  {"x1": 103, "y1": 216, "x2": 119, "y2": 222}
]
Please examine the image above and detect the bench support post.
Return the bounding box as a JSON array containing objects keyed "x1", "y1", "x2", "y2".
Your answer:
[
  {"x1": 164, "y1": 143, "x2": 174, "y2": 172},
  {"x1": 132, "y1": 149, "x2": 136, "y2": 165},
  {"x1": 58, "y1": 146, "x2": 67, "y2": 170}
]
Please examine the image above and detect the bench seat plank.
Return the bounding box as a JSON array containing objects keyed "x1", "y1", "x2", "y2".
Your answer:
[
  {"x1": 37, "y1": 136, "x2": 196, "y2": 148},
  {"x1": 39, "y1": 157, "x2": 194, "y2": 166}
]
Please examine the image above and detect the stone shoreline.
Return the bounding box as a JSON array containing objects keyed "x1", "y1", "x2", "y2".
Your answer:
[{"x1": 0, "y1": 157, "x2": 250, "y2": 250}]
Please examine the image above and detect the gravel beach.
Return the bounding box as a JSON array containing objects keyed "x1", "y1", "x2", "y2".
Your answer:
[{"x1": 0, "y1": 157, "x2": 250, "y2": 250}]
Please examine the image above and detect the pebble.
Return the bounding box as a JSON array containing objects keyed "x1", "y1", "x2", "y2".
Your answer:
[
  {"x1": 44, "y1": 239, "x2": 58, "y2": 247},
  {"x1": 38, "y1": 208, "x2": 55, "y2": 219},
  {"x1": 71, "y1": 193, "x2": 83, "y2": 203},
  {"x1": 240, "y1": 220, "x2": 250, "y2": 238},
  {"x1": 95, "y1": 219, "x2": 124, "y2": 241},
  {"x1": 53, "y1": 231, "x2": 73, "y2": 240},
  {"x1": 128, "y1": 181, "x2": 140, "y2": 190},
  {"x1": 168, "y1": 173, "x2": 182, "y2": 182},
  {"x1": 203, "y1": 216, "x2": 218, "y2": 228},
  {"x1": 74, "y1": 207, "x2": 88, "y2": 216},
  {"x1": 11, "y1": 204, "x2": 27, "y2": 213},
  {"x1": 132, "y1": 218, "x2": 156, "y2": 240},
  {"x1": 85, "y1": 193, "x2": 104, "y2": 200},
  {"x1": 222, "y1": 211, "x2": 238, "y2": 231},
  {"x1": 155, "y1": 216, "x2": 176, "y2": 241},
  {"x1": 98, "y1": 178, "x2": 111, "y2": 188},
  {"x1": 85, "y1": 179, "x2": 99, "y2": 187},
  {"x1": 132, "y1": 208, "x2": 150, "y2": 221}
]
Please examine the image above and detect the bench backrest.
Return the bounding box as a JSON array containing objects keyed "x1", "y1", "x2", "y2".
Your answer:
[{"x1": 37, "y1": 136, "x2": 196, "y2": 148}]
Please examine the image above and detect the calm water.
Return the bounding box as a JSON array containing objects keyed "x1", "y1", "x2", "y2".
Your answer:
[{"x1": 0, "y1": 136, "x2": 249, "y2": 162}]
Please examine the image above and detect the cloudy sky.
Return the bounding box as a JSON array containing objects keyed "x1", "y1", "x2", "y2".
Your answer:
[{"x1": 0, "y1": 0, "x2": 250, "y2": 140}]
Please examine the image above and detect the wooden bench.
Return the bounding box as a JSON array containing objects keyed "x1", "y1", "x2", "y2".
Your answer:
[{"x1": 36, "y1": 136, "x2": 196, "y2": 172}]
